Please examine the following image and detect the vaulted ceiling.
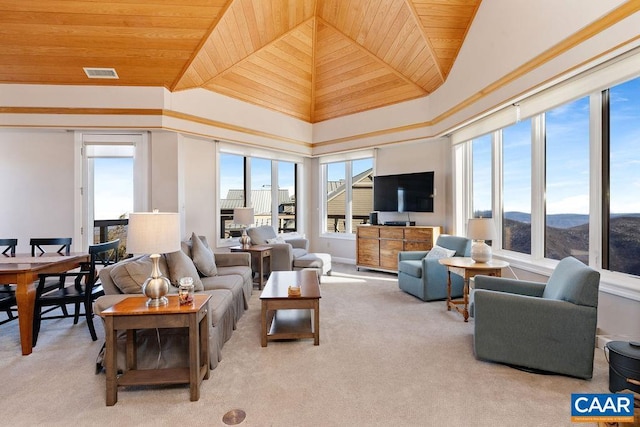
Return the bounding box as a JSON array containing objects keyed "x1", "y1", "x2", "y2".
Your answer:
[{"x1": 0, "y1": 0, "x2": 480, "y2": 123}]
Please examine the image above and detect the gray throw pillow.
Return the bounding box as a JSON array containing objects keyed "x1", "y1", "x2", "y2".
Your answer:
[
  {"x1": 425, "y1": 245, "x2": 456, "y2": 260},
  {"x1": 109, "y1": 255, "x2": 169, "y2": 294},
  {"x1": 190, "y1": 231, "x2": 218, "y2": 277},
  {"x1": 164, "y1": 249, "x2": 204, "y2": 291}
]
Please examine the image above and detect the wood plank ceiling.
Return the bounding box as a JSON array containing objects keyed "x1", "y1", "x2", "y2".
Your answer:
[{"x1": 0, "y1": 0, "x2": 480, "y2": 123}]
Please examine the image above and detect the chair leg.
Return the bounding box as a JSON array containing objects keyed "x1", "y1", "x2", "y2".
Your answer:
[
  {"x1": 85, "y1": 300, "x2": 97, "y2": 341},
  {"x1": 73, "y1": 302, "x2": 81, "y2": 324},
  {"x1": 32, "y1": 304, "x2": 42, "y2": 347}
]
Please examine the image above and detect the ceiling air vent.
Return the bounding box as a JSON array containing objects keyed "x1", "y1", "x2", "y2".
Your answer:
[{"x1": 83, "y1": 67, "x2": 119, "y2": 79}]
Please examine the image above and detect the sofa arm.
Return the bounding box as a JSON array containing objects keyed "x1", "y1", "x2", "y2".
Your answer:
[
  {"x1": 398, "y1": 251, "x2": 428, "y2": 261},
  {"x1": 215, "y1": 252, "x2": 250, "y2": 267},
  {"x1": 474, "y1": 275, "x2": 545, "y2": 297}
]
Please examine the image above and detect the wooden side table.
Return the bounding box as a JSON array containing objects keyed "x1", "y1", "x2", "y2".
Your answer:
[
  {"x1": 438, "y1": 257, "x2": 509, "y2": 322},
  {"x1": 230, "y1": 245, "x2": 272, "y2": 289},
  {"x1": 101, "y1": 294, "x2": 211, "y2": 406}
]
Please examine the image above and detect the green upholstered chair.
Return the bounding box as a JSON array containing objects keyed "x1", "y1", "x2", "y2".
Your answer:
[
  {"x1": 397, "y1": 235, "x2": 471, "y2": 301},
  {"x1": 473, "y1": 256, "x2": 600, "y2": 379}
]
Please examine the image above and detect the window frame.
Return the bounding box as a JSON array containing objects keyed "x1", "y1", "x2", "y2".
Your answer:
[{"x1": 319, "y1": 152, "x2": 374, "y2": 238}]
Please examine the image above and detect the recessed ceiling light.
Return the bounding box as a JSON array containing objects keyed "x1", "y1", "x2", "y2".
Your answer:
[{"x1": 83, "y1": 67, "x2": 119, "y2": 79}]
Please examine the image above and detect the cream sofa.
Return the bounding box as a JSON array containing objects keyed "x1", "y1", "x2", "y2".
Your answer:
[{"x1": 94, "y1": 235, "x2": 252, "y2": 370}]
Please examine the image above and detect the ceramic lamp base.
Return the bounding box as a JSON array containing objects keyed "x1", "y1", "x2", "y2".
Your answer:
[{"x1": 471, "y1": 240, "x2": 492, "y2": 263}]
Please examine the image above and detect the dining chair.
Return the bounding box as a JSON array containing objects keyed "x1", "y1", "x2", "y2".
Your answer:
[
  {"x1": 0, "y1": 238, "x2": 17, "y2": 256},
  {"x1": 29, "y1": 237, "x2": 74, "y2": 317},
  {"x1": 0, "y1": 239, "x2": 18, "y2": 322},
  {"x1": 32, "y1": 239, "x2": 120, "y2": 345},
  {"x1": 30, "y1": 237, "x2": 72, "y2": 256}
]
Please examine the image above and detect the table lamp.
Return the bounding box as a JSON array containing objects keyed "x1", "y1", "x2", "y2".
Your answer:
[
  {"x1": 127, "y1": 210, "x2": 181, "y2": 307},
  {"x1": 467, "y1": 218, "x2": 497, "y2": 263},
  {"x1": 234, "y1": 207, "x2": 254, "y2": 249}
]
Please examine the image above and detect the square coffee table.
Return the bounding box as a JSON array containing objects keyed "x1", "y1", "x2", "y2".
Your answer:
[{"x1": 260, "y1": 270, "x2": 321, "y2": 347}]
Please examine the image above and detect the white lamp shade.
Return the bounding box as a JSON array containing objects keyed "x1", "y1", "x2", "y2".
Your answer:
[
  {"x1": 234, "y1": 207, "x2": 254, "y2": 226},
  {"x1": 127, "y1": 212, "x2": 181, "y2": 255},
  {"x1": 467, "y1": 218, "x2": 497, "y2": 241}
]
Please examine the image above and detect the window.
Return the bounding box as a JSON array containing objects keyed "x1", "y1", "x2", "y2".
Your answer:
[
  {"x1": 606, "y1": 76, "x2": 640, "y2": 275},
  {"x1": 502, "y1": 119, "x2": 532, "y2": 254},
  {"x1": 544, "y1": 97, "x2": 590, "y2": 263},
  {"x1": 219, "y1": 153, "x2": 245, "y2": 239},
  {"x1": 79, "y1": 133, "x2": 148, "y2": 255},
  {"x1": 218, "y1": 151, "x2": 299, "y2": 241},
  {"x1": 323, "y1": 158, "x2": 373, "y2": 234},
  {"x1": 472, "y1": 134, "x2": 493, "y2": 218},
  {"x1": 455, "y1": 54, "x2": 640, "y2": 288},
  {"x1": 277, "y1": 161, "x2": 297, "y2": 233},
  {"x1": 250, "y1": 158, "x2": 272, "y2": 227}
]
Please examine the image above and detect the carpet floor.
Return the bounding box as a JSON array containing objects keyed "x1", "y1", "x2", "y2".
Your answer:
[{"x1": 0, "y1": 263, "x2": 609, "y2": 426}]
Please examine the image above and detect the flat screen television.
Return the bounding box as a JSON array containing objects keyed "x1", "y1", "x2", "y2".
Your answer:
[{"x1": 373, "y1": 171, "x2": 434, "y2": 212}]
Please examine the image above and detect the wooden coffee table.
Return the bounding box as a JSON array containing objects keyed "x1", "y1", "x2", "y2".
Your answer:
[
  {"x1": 101, "y1": 294, "x2": 211, "y2": 406},
  {"x1": 260, "y1": 270, "x2": 321, "y2": 347},
  {"x1": 438, "y1": 257, "x2": 509, "y2": 322}
]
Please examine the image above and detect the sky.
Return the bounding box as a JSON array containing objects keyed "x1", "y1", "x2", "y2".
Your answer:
[
  {"x1": 473, "y1": 75, "x2": 640, "y2": 216},
  {"x1": 93, "y1": 157, "x2": 133, "y2": 220}
]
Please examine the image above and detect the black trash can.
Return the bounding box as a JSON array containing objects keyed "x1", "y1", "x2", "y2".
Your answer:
[{"x1": 607, "y1": 341, "x2": 640, "y2": 394}]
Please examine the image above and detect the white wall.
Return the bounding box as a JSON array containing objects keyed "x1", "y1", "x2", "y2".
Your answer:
[
  {"x1": 0, "y1": 129, "x2": 76, "y2": 253},
  {"x1": 179, "y1": 134, "x2": 217, "y2": 244}
]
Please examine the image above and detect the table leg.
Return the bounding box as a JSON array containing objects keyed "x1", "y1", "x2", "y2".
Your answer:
[
  {"x1": 257, "y1": 253, "x2": 265, "y2": 290},
  {"x1": 15, "y1": 272, "x2": 36, "y2": 355},
  {"x1": 201, "y1": 311, "x2": 210, "y2": 380},
  {"x1": 261, "y1": 301, "x2": 268, "y2": 347},
  {"x1": 105, "y1": 317, "x2": 117, "y2": 406},
  {"x1": 463, "y1": 278, "x2": 470, "y2": 322},
  {"x1": 446, "y1": 270, "x2": 452, "y2": 311},
  {"x1": 313, "y1": 300, "x2": 320, "y2": 346},
  {"x1": 188, "y1": 312, "x2": 199, "y2": 401}
]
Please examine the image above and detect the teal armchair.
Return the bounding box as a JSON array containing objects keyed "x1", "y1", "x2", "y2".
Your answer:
[
  {"x1": 473, "y1": 256, "x2": 600, "y2": 379},
  {"x1": 397, "y1": 235, "x2": 471, "y2": 301}
]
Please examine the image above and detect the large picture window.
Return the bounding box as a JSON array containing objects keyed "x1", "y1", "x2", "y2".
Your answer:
[
  {"x1": 502, "y1": 119, "x2": 532, "y2": 254},
  {"x1": 472, "y1": 134, "x2": 493, "y2": 218},
  {"x1": 218, "y1": 152, "x2": 299, "y2": 240},
  {"x1": 544, "y1": 96, "x2": 590, "y2": 263},
  {"x1": 460, "y1": 70, "x2": 640, "y2": 283},
  {"x1": 607, "y1": 77, "x2": 640, "y2": 275}
]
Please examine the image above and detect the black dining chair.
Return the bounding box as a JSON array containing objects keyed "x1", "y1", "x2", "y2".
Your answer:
[
  {"x1": 1, "y1": 238, "x2": 17, "y2": 257},
  {"x1": 30, "y1": 237, "x2": 71, "y2": 256},
  {"x1": 32, "y1": 239, "x2": 120, "y2": 345},
  {"x1": 0, "y1": 239, "x2": 18, "y2": 322},
  {"x1": 29, "y1": 237, "x2": 74, "y2": 315}
]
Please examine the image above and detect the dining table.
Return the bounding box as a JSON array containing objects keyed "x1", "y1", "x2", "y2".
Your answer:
[{"x1": 0, "y1": 252, "x2": 89, "y2": 355}]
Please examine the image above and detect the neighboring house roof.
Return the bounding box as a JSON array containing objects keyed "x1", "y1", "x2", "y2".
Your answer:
[
  {"x1": 327, "y1": 168, "x2": 373, "y2": 217},
  {"x1": 220, "y1": 189, "x2": 293, "y2": 216}
]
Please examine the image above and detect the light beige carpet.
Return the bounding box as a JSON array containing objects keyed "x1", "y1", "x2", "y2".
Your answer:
[{"x1": 0, "y1": 264, "x2": 608, "y2": 426}]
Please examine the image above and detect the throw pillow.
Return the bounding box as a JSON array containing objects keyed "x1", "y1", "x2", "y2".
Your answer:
[
  {"x1": 266, "y1": 236, "x2": 286, "y2": 244},
  {"x1": 109, "y1": 255, "x2": 169, "y2": 294},
  {"x1": 190, "y1": 231, "x2": 218, "y2": 277},
  {"x1": 164, "y1": 249, "x2": 204, "y2": 291},
  {"x1": 425, "y1": 245, "x2": 456, "y2": 260}
]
